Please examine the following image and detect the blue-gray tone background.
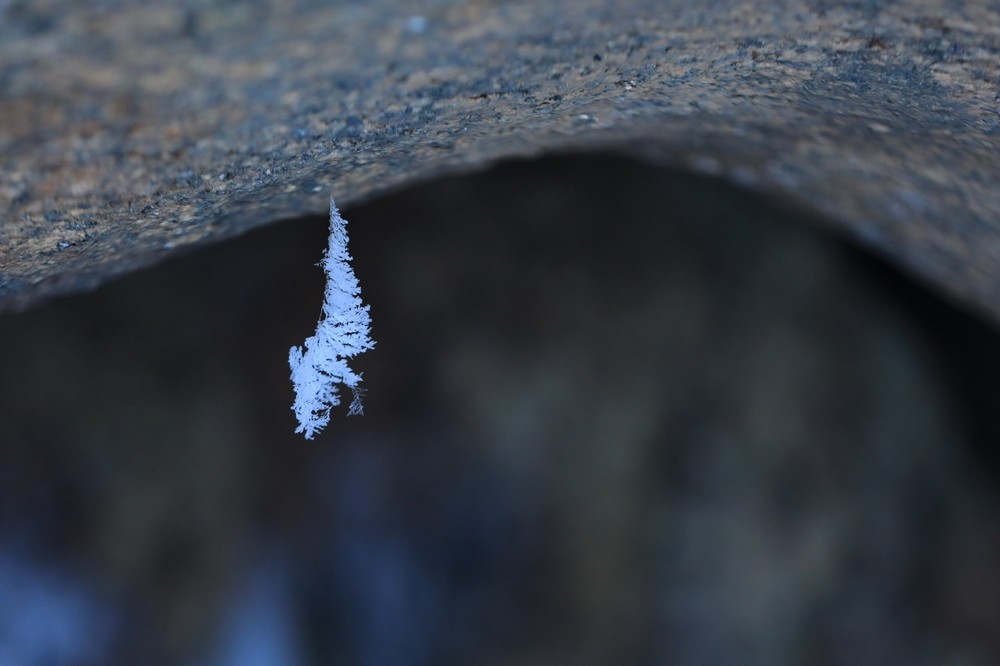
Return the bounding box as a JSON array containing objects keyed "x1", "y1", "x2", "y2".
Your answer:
[{"x1": 1, "y1": 156, "x2": 999, "y2": 665}]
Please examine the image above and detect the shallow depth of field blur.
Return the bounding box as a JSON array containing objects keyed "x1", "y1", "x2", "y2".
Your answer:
[{"x1": 2, "y1": 155, "x2": 999, "y2": 666}]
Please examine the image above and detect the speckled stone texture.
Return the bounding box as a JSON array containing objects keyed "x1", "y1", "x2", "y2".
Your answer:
[{"x1": 1, "y1": 0, "x2": 998, "y2": 315}]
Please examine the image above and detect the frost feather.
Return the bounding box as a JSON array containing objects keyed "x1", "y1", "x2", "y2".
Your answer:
[{"x1": 289, "y1": 198, "x2": 375, "y2": 439}]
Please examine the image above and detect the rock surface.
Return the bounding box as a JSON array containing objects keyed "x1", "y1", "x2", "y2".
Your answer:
[{"x1": 1, "y1": 0, "x2": 998, "y2": 316}]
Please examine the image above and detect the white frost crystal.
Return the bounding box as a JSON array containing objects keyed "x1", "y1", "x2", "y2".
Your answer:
[{"x1": 289, "y1": 198, "x2": 375, "y2": 439}]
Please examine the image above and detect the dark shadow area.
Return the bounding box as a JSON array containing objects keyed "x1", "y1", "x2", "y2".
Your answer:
[{"x1": 1, "y1": 154, "x2": 999, "y2": 665}]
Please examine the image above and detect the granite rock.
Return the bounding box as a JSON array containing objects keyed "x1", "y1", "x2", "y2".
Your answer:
[{"x1": 1, "y1": 0, "x2": 998, "y2": 316}]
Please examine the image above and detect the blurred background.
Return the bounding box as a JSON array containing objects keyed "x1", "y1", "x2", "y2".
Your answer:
[{"x1": 1, "y1": 154, "x2": 999, "y2": 665}]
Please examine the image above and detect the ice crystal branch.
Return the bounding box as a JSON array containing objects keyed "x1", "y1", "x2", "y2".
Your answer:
[{"x1": 289, "y1": 198, "x2": 375, "y2": 439}]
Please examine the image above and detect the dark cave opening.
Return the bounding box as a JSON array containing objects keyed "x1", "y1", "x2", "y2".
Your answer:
[{"x1": 1, "y1": 154, "x2": 999, "y2": 665}]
